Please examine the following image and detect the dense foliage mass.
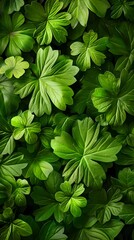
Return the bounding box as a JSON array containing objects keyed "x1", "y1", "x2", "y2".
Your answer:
[{"x1": 0, "y1": 0, "x2": 134, "y2": 239}]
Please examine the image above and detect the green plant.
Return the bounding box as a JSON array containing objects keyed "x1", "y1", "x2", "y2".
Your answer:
[{"x1": 0, "y1": 0, "x2": 134, "y2": 239}]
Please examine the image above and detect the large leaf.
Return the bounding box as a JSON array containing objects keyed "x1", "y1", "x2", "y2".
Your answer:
[
  {"x1": 25, "y1": 0, "x2": 71, "y2": 45},
  {"x1": 92, "y1": 70, "x2": 134, "y2": 126},
  {"x1": 51, "y1": 117, "x2": 121, "y2": 187},
  {"x1": 14, "y1": 46, "x2": 79, "y2": 116}
]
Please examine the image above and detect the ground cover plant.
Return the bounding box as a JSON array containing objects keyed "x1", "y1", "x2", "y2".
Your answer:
[{"x1": 0, "y1": 0, "x2": 134, "y2": 239}]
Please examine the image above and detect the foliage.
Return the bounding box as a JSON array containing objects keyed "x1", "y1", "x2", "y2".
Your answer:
[
  {"x1": 0, "y1": 0, "x2": 134, "y2": 239},
  {"x1": 70, "y1": 30, "x2": 108, "y2": 71}
]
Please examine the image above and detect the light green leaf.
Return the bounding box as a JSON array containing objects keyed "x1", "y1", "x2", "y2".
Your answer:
[
  {"x1": 11, "y1": 110, "x2": 41, "y2": 144},
  {"x1": 68, "y1": 0, "x2": 110, "y2": 28},
  {"x1": 14, "y1": 46, "x2": 79, "y2": 116},
  {"x1": 33, "y1": 161, "x2": 53, "y2": 180},
  {"x1": 55, "y1": 181, "x2": 87, "y2": 217},
  {"x1": 51, "y1": 117, "x2": 121, "y2": 187},
  {"x1": 0, "y1": 56, "x2": 29, "y2": 78},
  {"x1": 68, "y1": 0, "x2": 89, "y2": 28},
  {"x1": 70, "y1": 30, "x2": 108, "y2": 71},
  {"x1": 25, "y1": 0, "x2": 71, "y2": 45}
]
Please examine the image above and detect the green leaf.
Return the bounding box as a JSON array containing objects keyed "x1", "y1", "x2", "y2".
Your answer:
[
  {"x1": 0, "y1": 13, "x2": 35, "y2": 56},
  {"x1": 0, "y1": 219, "x2": 32, "y2": 240},
  {"x1": 51, "y1": 117, "x2": 121, "y2": 187},
  {"x1": 68, "y1": 0, "x2": 110, "y2": 28},
  {"x1": 119, "y1": 204, "x2": 134, "y2": 224},
  {"x1": 14, "y1": 46, "x2": 79, "y2": 116},
  {"x1": 0, "y1": 152, "x2": 27, "y2": 177},
  {"x1": 54, "y1": 113, "x2": 77, "y2": 135},
  {"x1": 75, "y1": 219, "x2": 124, "y2": 240},
  {"x1": 25, "y1": 0, "x2": 71, "y2": 45},
  {"x1": 108, "y1": 22, "x2": 134, "y2": 71},
  {"x1": 72, "y1": 68, "x2": 100, "y2": 114},
  {"x1": 111, "y1": 0, "x2": 134, "y2": 20},
  {"x1": 85, "y1": 0, "x2": 110, "y2": 18},
  {"x1": 70, "y1": 30, "x2": 108, "y2": 71},
  {"x1": 97, "y1": 189, "x2": 124, "y2": 224},
  {"x1": 31, "y1": 185, "x2": 64, "y2": 222},
  {"x1": 0, "y1": 56, "x2": 29, "y2": 78},
  {"x1": 112, "y1": 167, "x2": 134, "y2": 192},
  {"x1": 23, "y1": 149, "x2": 58, "y2": 181},
  {"x1": 13, "y1": 179, "x2": 31, "y2": 206},
  {"x1": 92, "y1": 70, "x2": 134, "y2": 126},
  {"x1": 11, "y1": 110, "x2": 41, "y2": 144},
  {"x1": 68, "y1": 0, "x2": 89, "y2": 28},
  {"x1": 12, "y1": 219, "x2": 32, "y2": 237},
  {"x1": 0, "y1": 74, "x2": 19, "y2": 116},
  {"x1": 55, "y1": 181, "x2": 87, "y2": 217},
  {"x1": 38, "y1": 221, "x2": 67, "y2": 240},
  {"x1": 7, "y1": 0, "x2": 24, "y2": 14}
]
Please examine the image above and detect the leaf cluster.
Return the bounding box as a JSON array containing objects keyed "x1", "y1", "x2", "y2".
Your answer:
[{"x1": 0, "y1": 0, "x2": 134, "y2": 240}]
